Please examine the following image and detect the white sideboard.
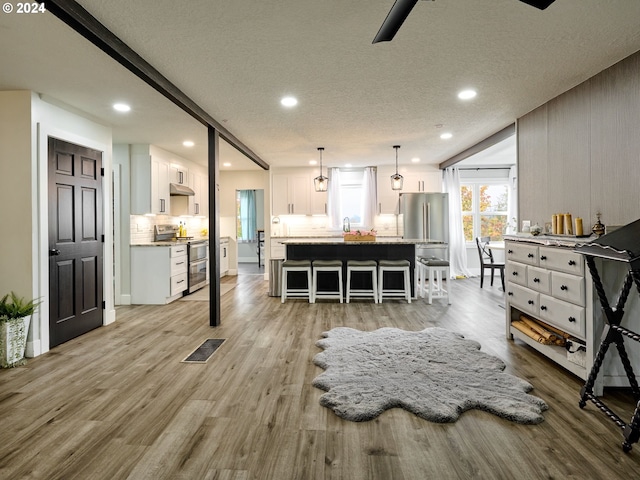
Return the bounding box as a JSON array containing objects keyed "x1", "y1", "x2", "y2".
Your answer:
[{"x1": 505, "y1": 235, "x2": 640, "y2": 396}]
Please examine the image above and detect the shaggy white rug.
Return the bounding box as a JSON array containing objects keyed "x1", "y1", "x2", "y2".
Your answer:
[{"x1": 312, "y1": 327, "x2": 548, "y2": 424}]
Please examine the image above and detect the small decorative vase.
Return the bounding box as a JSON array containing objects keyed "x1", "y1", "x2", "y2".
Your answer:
[
  {"x1": 592, "y1": 213, "x2": 605, "y2": 237},
  {"x1": 530, "y1": 223, "x2": 542, "y2": 236}
]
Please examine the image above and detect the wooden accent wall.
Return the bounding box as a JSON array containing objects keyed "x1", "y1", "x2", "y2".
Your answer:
[{"x1": 518, "y1": 50, "x2": 640, "y2": 230}]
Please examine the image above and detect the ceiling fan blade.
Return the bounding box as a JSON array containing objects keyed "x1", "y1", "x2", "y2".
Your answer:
[
  {"x1": 372, "y1": 0, "x2": 419, "y2": 44},
  {"x1": 519, "y1": 0, "x2": 556, "y2": 9}
]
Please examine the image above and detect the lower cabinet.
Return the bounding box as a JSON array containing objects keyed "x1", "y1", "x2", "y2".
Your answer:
[
  {"x1": 220, "y1": 239, "x2": 229, "y2": 277},
  {"x1": 131, "y1": 245, "x2": 188, "y2": 304}
]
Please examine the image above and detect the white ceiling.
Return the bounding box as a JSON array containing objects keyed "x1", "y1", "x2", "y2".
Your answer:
[{"x1": 2, "y1": 0, "x2": 640, "y2": 171}]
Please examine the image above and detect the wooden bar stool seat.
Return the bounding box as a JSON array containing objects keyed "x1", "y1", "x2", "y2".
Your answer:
[
  {"x1": 378, "y1": 259, "x2": 411, "y2": 303},
  {"x1": 312, "y1": 259, "x2": 343, "y2": 303},
  {"x1": 281, "y1": 259, "x2": 312, "y2": 303},
  {"x1": 346, "y1": 260, "x2": 378, "y2": 303}
]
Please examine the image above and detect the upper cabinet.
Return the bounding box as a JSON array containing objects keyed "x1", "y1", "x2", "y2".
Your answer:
[
  {"x1": 131, "y1": 144, "x2": 207, "y2": 217},
  {"x1": 131, "y1": 144, "x2": 171, "y2": 215},
  {"x1": 401, "y1": 170, "x2": 442, "y2": 193},
  {"x1": 170, "y1": 163, "x2": 189, "y2": 186},
  {"x1": 376, "y1": 165, "x2": 400, "y2": 214},
  {"x1": 272, "y1": 172, "x2": 310, "y2": 215},
  {"x1": 189, "y1": 171, "x2": 208, "y2": 217}
]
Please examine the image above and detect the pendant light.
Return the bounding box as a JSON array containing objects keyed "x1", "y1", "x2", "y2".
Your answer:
[
  {"x1": 390, "y1": 145, "x2": 404, "y2": 190},
  {"x1": 314, "y1": 147, "x2": 329, "y2": 192}
]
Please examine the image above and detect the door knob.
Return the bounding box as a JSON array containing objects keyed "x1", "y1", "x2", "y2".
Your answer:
[{"x1": 50, "y1": 249, "x2": 61, "y2": 256}]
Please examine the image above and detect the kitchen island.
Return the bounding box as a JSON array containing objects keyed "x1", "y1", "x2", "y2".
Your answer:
[{"x1": 277, "y1": 238, "x2": 447, "y2": 297}]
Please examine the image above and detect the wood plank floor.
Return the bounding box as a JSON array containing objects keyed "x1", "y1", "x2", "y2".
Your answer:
[{"x1": 1, "y1": 275, "x2": 639, "y2": 479}]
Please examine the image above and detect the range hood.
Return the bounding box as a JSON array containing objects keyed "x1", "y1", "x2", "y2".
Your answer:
[{"x1": 170, "y1": 183, "x2": 195, "y2": 196}]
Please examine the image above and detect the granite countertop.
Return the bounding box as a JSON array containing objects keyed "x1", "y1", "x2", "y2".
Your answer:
[
  {"x1": 504, "y1": 233, "x2": 596, "y2": 248},
  {"x1": 131, "y1": 236, "x2": 211, "y2": 247},
  {"x1": 277, "y1": 238, "x2": 447, "y2": 245}
]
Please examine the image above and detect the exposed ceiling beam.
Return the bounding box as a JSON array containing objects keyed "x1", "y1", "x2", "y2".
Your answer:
[
  {"x1": 439, "y1": 124, "x2": 516, "y2": 170},
  {"x1": 38, "y1": 0, "x2": 269, "y2": 170}
]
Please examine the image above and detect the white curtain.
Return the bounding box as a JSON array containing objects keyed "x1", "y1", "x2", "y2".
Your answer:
[
  {"x1": 327, "y1": 168, "x2": 342, "y2": 230},
  {"x1": 506, "y1": 165, "x2": 518, "y2": 234},
  {"x1": 443, "y1": 168, "x2": 473, "y2": 278},
  {"x1": 361, "y1": 167, "x2": 377, "y2": 229}
]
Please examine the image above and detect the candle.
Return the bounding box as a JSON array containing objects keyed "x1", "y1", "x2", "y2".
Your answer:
[
  {"x1": 565, "y1": 213, "x2": 573, "y2": 235},
  {"x1": 557, "y1": 213, "x2": 565, "y2": 234},
  {"x1": 552, "y1": 215, "x2": 557, "y2": 234},
  {"x1": 575, "y1": 217, "x2": 584, "y2": 236}
]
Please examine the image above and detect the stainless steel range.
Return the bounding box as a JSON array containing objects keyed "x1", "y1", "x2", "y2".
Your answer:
[
  {"x1": 154, "y1": 225, "x2": 209, "y2": 294},
  {"x1": 187, "y1": 240, "x2": 208, "y2": 293}
]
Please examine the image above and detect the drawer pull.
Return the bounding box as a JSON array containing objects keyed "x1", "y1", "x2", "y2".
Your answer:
[
  {"x1": 560, "y1": 285, "x2": 568, "y2": 291},
  {"x1": 528, "y1": 300, "x2": 535, "y2": 305},
  {"x1": 540, "y1": 255, "x2": 547, "y2": 261},
  {"x1": 507, "y1": 292, "x2": 513, "y2": 296},
  {"x1": 533, "y1": 277, "x2": 540, "y2": 283},
  {"x1": 176, "y1": 261, "x2": 185, "y2": 265},
  {"x1": 508, "y1": 249, "x2": 513, "y2": 254},
  {"x1": 512, "y1": 271, "x2": 518, "y2": 276},
  {"x1": 177, "y1": 279, "x2": 184, "y2": 284},
  {"x1": 568, "y1": 260, "x2": 576, "y2": 266},
  {"x1": 528, "y1": 253, "x2": 535, "y2": 258},
  {"x1": 541, "y1": 305, "x2": 547, "y2": 311},
  {"x1": 568, "y1": 316, "x2": 576, "y2": 322}
]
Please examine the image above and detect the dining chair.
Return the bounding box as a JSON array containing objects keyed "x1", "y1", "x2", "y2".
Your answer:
[{"x1": 475, "y1": 236, "x2": 505, "y2": 290}]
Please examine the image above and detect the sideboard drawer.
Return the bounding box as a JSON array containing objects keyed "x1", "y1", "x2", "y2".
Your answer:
[
  {"x1": 539, "y1": 294, "x2": 586, "y2": 339},
  {"x1": 527, "y1": 266, "x2": 552, "y2": 295},
  {"x1": 507, "y1": 262, "x2": 528, "y2": 287},
  {"x1": 507, "y1": 282, "x2": 539, "y2": 317},
  {"x1": 506, "y1": 243, "x2": 539, "y2": 266},
  {"x1": 539, "y1": 246, "x2": 584, "y2": 276},
  {"x1": 551, "y1": 271, "x2": 585, "y2": 306}
]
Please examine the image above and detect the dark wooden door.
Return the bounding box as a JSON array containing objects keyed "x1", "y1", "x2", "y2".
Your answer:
[{"x1": 48, "y1": 137, "x2": 103, "y2": 347}]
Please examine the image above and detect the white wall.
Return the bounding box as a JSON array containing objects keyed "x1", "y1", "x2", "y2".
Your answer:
[{"x1": 0, "y1": 90, "x2": 114, "y2": 357}]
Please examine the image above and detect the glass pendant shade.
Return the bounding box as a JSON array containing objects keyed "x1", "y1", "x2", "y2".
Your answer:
[
  {"x1": 390, "y1": 145, "x2": 403, "y2": 190},
  {"x1": 314, "y1": 147, "x2": 329, "y2": 192}
]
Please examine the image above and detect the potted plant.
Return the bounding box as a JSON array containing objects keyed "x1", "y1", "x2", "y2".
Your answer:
[{"x1": 0, "y1": 291, "x2": 40, "y2": 368}]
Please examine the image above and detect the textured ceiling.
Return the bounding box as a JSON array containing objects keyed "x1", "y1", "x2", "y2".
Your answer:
[{"x1": 2, "y1": 0, "x2": 640, "y2": 170}]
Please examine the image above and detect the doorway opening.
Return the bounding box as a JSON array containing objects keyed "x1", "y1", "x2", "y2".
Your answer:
[{"x1": 236, "y1": 189, "x2": 265, "y2": 275}]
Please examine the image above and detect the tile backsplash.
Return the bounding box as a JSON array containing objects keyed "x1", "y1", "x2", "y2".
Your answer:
[
  {"x1": 270, "y1": 215, "x2": 401, "y2": 237},
  {"x1": 130, "y1": 215, "x2": 209, "y2": 243}
]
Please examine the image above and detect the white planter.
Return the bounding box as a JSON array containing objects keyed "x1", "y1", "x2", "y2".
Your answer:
[{"x1": 0, "y1": 315, "x2": 31, "y2": 368}]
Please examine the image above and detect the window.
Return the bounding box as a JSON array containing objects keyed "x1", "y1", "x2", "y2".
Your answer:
[
  {"x1": 339, "y1": 169, "x2": 365, "y2": 225},
  {"x1": 461, "y1": 182, "x2": 509, "y2": 242}
]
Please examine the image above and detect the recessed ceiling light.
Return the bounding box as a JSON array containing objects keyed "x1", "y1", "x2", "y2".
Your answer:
[
  {"x1": 309, "y1": 160, "x2": 317, "y2": 165},
  {"x1": 458, "y1": 89, "x2": 477, "y2": 100},
  {"x1": 440, "y1": 133, "x2": 453, "y2": 140},
  {"x1": 281, "y1": 96, "x2": 298, "y2": 107},
  {"x1": 223, "y1": 162, "x2": 231, "y2": 167},
  {"x1": 183, "y1": 140, "x2": 194, "y2": 147},
  {"x1": 113, "y1": 103, "x2": 131, "y2": 112},
  {"x1": 345, "y1": 164, "x2": 352, "y2": 168},
  {"x1": 411, "y1": 157, "x2": 420, "y2": 163}
]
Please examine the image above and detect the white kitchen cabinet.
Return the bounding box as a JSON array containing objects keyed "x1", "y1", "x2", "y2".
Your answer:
[
  {"x1": 220, "y1": 238, "x2": 229, "y2": 276},
  {"x1": 272, "y1": 173, "x2": 310, "y2": 215},
  {"x1": 170, "y1": 163, "x2": 189, "y2": 186},
  {"x1": 131, "y1": 145, "x2": 171, "y2": 215},
  {"x1": 131, "y1": 245, "x2": 188, "y2": 304},
  {"x1": 189, "y1": 171, "x2": 208, "y2": 217},
  {"x1": 310, "y1": 188, "x2": 327, "y2": 215},
  {"x1": 401, "y1": 170, "x2": 442, "y2": 193},
  {"x1": 376, "y1": 165, "x2": 400, "y2": 214}
]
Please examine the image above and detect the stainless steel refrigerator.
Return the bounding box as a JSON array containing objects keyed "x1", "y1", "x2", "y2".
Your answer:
[{"x1": 400, "y1": 192, "x2": 449, "y2": 258}]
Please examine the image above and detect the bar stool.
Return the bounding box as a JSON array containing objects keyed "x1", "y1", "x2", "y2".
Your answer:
[
  {"x1": 281, "y1": 259, "x2": 313, "y2": 303},
  {"x1": 312, "y1": 259, "x2": 343, "y2": 303},
  {"x1": 378, "y1": 259, "x2": 411, "y2": 303},
  {"x1": 346, "y1": 260, "x2": 378, "y2": 303},
  {"x1": 418, "y1": 257, "x2": 451, "y2": 305}
]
